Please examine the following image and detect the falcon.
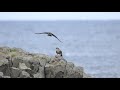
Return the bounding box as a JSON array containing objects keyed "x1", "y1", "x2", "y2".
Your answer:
[
  {"x1": 35, "y1": 32, "x2": 62, "y2": 43},
  {"x1": 56, "y1": 47, "x2": 62, "y2": 57}
]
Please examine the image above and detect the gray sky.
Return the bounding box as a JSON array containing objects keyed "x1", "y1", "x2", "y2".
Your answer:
[{"x1": 0, "y1": 12, "x2": 120, "y2": 21}]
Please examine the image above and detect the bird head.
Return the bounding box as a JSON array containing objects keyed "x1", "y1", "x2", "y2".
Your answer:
[{"x1": 56, "y1": 47, "x2": 59, "y2": 49}]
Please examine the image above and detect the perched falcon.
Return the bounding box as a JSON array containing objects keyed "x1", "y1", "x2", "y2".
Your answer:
[{"x1": 56, "y1": 47, "x2": 62, "y2": 57}]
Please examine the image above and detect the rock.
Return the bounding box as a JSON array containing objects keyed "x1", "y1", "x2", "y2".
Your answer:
[
  {"x1": 19, "y1": 63, "x2": 31, "y2": 70},
  {"x1": 24, "y1": 69, "x2": 34, "y2": 78},
  {"x1": 23, "y1": 60, "x2": 31, "y2": 69},
  {"x1": 0, "y1": 64, "x2": 10, "y2": 76},
  {"x1": 32, "y1": 63, "x2": 40, "y2": 73},
  {"x1": 0, "y1": 59, "x2": 8, "y2": 67},
  {"x1": 72, "y1": 66, "x2": 84, "y2": 78},
  {"x1": 49, "y1": 55, "x2": 65, "y2": 64},
  {"x1": 0, "y1": 58, "x2": 8, "y2": 73},
  {"x1": 0, "y1": 46, "x2": 91, "y2": 78},
  {"x1": 65, "y1": 62, "x2": 75, "y2": 78},
  {"x1": 3, "y1": 76, "x2": 11, "y2": 78},
  {"x1": 12, "y1": 57, "x2": 23, "y2": 68},
  {"x1": 66, "y1": 62, "x2": 74, "y2": 70},
  {"x1": 45, "y1": 60, "x2": 67, "y2": 78},
  {"x1": 0, "y1": 72, "x2": 10, "y2": 78},
  {"x1": 10, "y1": 67, "x2": 21, "y2": 78},
  {"x1": 45, "y1": 58, "x2": 84, "y2": 78},
  {"x1": 0, "y1": 47, "x2": 10, "y2": 54},
  {"x1": 19, "y1": 71, "x2": 30, "y2": 78},
  {"x1": 33, "y1": 66, "x2": 45, "y2": 78},
  {"x1": 45, "y1": 64, "x2": 55, "y2": 78},
  {"x1": 0, "y1": 72, "x2": 3, "y2": 78}
]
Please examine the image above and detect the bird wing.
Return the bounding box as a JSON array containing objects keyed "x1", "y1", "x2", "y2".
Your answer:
[
  {"x1": 35, "y1": 32, "x2": 63, "y2": 43},
  {"x1": 51, "y1": 33, "x2": 63, "y2": 43},
  {"x1": 35, "y1": 32, "x2": 49, "y2": 34}
]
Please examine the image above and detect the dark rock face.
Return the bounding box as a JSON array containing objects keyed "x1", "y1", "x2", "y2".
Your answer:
[{"x1": 0, "y1": 47, "x2": 91, "y2": 78}]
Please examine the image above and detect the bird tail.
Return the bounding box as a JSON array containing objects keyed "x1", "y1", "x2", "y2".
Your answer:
[{"x1": 61, "y1": 52, "x2": 63, "y2": 57}]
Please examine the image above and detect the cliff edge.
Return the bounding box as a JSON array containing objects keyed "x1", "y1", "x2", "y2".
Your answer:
[{"x1": 0, "y1": 46, "x2": 91, "y2": 78}]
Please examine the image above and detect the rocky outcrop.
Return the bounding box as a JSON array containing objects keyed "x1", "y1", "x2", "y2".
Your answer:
[{"x1": 0, "y1": 46, "x2": 91, "y2": 78}]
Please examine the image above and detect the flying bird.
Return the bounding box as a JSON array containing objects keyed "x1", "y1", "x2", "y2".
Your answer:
[{"x1": 35, "y1": 32, "x2": 62, "y2": 43}]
